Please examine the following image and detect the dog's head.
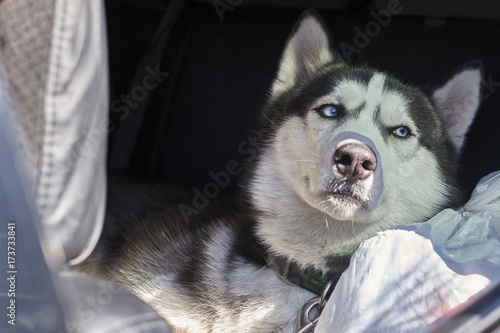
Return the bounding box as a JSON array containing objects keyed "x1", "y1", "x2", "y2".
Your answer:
[{"x1": 251, "y1": 11, "x2": 481, "y2": 257}]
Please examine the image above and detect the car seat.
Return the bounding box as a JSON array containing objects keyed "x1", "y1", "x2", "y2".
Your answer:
[{"x1": 0, "y1": 0, "x2": 172, "y2": 332}]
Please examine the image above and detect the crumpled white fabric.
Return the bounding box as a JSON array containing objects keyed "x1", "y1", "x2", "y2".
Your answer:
[
  {"x1": 38, "y1": 0, "x2": 108, "y2": 265},
  {"x1": 316, "y1": 171, "x2": 500, "y2": 333}
]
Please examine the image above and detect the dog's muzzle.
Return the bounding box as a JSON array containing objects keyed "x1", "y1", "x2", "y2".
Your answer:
[{"x1": 319, "y1": 131, "x2": 384, "y2": 212}]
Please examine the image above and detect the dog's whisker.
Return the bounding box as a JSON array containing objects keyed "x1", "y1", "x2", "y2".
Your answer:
[
  {"x1": 276, "y1": 160, "x2": 319, "y2": 166},
  {"x1": 324, "y1": 213, "x2": 330, "y2": 231},
  {"x1": 262, "y1": 113, "x2": 279, "y2": 128},
  {"x1": 317, "y1": 199, "x2": 328, "y2": 206},
  {"x1": 295, "y1": 173, "x2": 310, "y2": 181}
]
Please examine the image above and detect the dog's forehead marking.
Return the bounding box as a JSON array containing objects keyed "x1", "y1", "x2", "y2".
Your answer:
[
  {"x1": 318, "y1": 73, "x2": 387, "y2": 110},
  {"x1": 378, "y1": 91, "x2": 411, "y2": 126},
  {"x1": 328, "y1": 80, "x2": 365, "y2": 110},
  {"x1": 317, "y1": 73, "x2": 411, "y2": 126},
  {"x1": 364, "y1": 73, "x2": 386, "y2": 111}
]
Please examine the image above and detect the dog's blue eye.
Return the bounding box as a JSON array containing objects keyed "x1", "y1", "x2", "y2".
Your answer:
[
  {"x1": 392, "y1": 126, "x2": 411, "y2": 138},
  {"x1": 316, "y1": 104, "x2": 338, "y2": 118}
]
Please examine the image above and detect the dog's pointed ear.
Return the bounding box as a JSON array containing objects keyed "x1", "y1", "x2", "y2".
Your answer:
[
  {"x1": 271, "y1": 11, "x2": 339, "y2": 98},
  {"x1": 432, "y1": 63, "x2": 483, "y2": 153}
]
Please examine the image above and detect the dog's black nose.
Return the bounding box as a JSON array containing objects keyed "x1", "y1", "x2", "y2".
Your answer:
[{"x1": 334, "y1": 143, "x2": 377, "y2": 180}]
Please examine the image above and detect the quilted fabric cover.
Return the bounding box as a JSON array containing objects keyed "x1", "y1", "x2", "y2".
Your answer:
[{"x1": 0, "y1": 0, "x2": 108, "y2": 265}]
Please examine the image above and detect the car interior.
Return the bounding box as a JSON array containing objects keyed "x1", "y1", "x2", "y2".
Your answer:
[{"x1": 0, "y1": 0, "x2": 499, "y2": 332}]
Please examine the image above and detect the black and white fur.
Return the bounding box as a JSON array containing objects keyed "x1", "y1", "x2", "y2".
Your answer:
[{"x1": 78, "y1": 11, "x2": 482, "y2": 333}]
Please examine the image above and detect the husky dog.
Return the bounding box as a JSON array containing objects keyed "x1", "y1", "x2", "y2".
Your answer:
[{"x1": 78, "y1": 11, "x2": 482, "y2": 333}]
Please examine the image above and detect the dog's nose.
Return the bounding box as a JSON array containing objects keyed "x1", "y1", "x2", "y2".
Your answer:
[{"x1": 334, "y1": 143, "x2": 377, "y2": 180}]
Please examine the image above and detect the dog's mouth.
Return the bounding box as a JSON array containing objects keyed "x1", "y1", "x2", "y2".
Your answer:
[
  {"x1": 327, "y1": 192, "x2": 364, "y2": 204},
  {"x1": 326, "y1": 179, "x2": 367, "y2": 201},
  {"x1": 317, "y1": 179, "x2": 371, "y2": 219}
]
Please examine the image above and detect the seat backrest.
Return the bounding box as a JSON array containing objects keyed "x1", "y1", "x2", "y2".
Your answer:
[{"x1": 107, "y1": 2, "x2": 500, "y2": 197}]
